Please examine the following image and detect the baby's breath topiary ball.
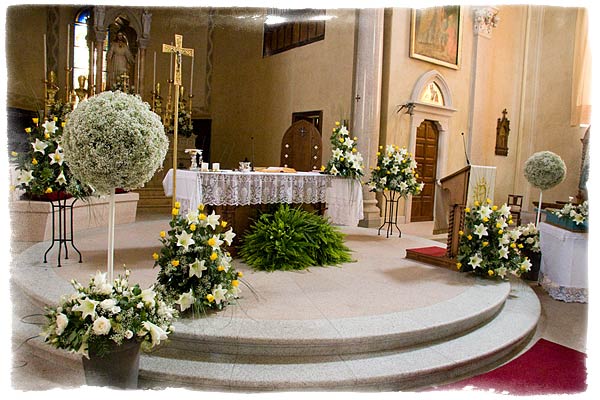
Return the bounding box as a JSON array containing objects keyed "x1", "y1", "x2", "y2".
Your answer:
[
  {"x1": 524, "y1": 151, "x2": 566, "y2": 190},
  {"x1": 62, "y1": 91, "x2": 168, "y2": 195}
]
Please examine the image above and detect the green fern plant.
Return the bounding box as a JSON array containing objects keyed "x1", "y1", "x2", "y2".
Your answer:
[{"x1": 239, "y1": 204, "x2": 353, "y2": 271}]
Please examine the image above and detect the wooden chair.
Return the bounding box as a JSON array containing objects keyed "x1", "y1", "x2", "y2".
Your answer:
[
  {"x1": 507, "y1": 194, "x2": 523, "y2": 225},
  {"x1": 280, "y1": 120, "x2": 322, "y2": 171}
]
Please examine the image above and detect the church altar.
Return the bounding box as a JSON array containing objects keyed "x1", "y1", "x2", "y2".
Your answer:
[
  {"x1": 538, "y1": 222, "x2": 588, "y2": 303},
  {"x1": 162, "y1": 169, "x2": 363, "y2": 226}
]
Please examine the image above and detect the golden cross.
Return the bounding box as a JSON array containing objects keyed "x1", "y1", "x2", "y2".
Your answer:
[{"x1": 162, "y1": 34, "x2": 195, "y2": 208}]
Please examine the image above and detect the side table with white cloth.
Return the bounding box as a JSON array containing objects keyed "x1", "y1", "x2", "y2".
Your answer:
[
  {"x1": 538, "y1": 222, "x2": 588, "y2": 303},
  {"x1": 324, "y1": 177, "x2": 364, "y2": 226}
]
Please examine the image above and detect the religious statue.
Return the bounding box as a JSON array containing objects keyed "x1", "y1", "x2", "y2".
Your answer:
[
  {"x1": 495, "y1": 109, "x2": 510, "y2": 156},
  {"x1": 74, "y1": 75, "x2": 88, "y2": 103},
  {"x1": 107, "y1": 31, "x2": 135, "y2": 90}
]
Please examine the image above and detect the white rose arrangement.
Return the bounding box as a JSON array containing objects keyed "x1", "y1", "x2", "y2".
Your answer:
[{"x1": 42, "y1": 269, "x2": 176, "y2": 358}]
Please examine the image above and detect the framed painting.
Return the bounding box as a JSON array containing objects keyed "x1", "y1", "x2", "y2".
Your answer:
[{"x1": 410, "y1": 6, "x2": 462, "y2": 70}]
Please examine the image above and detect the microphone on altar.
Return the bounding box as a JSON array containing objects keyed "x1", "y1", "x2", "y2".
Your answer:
[
  {"x1": 251, "y1": 136, "x2": 255, "y2": 172},
  {"x1": 461, "y1": 132, "x2": 471, "y2": 166}
]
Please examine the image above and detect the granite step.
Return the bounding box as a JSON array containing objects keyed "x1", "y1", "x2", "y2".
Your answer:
[{"x1": 137, "y1": 279, "x2": 539, "y2": 391}]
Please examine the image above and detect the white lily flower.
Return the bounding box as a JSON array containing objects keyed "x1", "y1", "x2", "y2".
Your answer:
[
  {"x1": 473, "y1": 223, "x2": 488, "y2": 239},
  {"x1": 206, "y1": 211, "x2": 220, "y2": 230},
  {"x1": 498, "y1": 246, "x2": 509, "y2": 259},
  {"x1": 186, "y1": 210, "x2": 199, "y2": 224},
  {"x1": 329, "y1": 164, "x2": 339, "y2": 175},
  {"x1": 468, "y1": 254, "x2": 483, "y2": 269},
  {"x1": 478, "y1": 205, "x2": 492, "y2": 219},
  {"x1": 32, "y1": 138, "x2": 48, "y2": 154},
  {"x1": 499, "y1": 204, "x2": 512, "y2": 218},
  {"x1": 17, "y1": 170, "x2": 34, "y2": 186},
  {"x1": 209, "y1": 235, "x2": 224, "y2": 250},
  {"x1": 189, "y1": 258, "x2": 207, "y2": 278},
  {"x1": 141, "y1": 287, "x2": 156, "y2": 308},
  {"x1": 343, "y1": 136, "x2": 354, "y2": 148},
  {"x1": 332, "y1": 148, "x2": 343, "y2": 158},
  {"x1": 42, "y1": 120, "x2": 57, "y2": 134},
  {"x1": 223, "y1": 229, "x2": 236, "y2": 246},
  {"x1": 212, "y1": 284, "x2": 228, "y2": 305},
  {"x1": 55, "y1": 171, "x2": 67, "y2": 186},
  {"x1": 496, "y1": 267, "x2": 508, "y2": 279},
  {"x1": 176, "y1": 230, "x2": 195, "y2": 251},
  {"x1": 339, "y1": 126, "x2": 349, "y2": 135},
  {"x1": 520, "y1": 258, "x2": 532, "y2": 272},
  {"x1": 72, "y1": 297, "x2": 99, "y2": 320},
  {"x1": 142, "y1": 321, "x2": 168, "y2": 347},
  {"x1": 176, "y1": 289, "x2": 195, "y2": 312}
]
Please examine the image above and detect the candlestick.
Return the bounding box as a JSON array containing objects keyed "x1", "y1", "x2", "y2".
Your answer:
[
  {"x1": 153, "y1": 51, "x2": 156, "y2": 89},
  {"x1": 66, "y1": 24, "x2": 70, "y2": 69},
  {"x1": 169, "y1": 42, "x2": 173, "y2": 78},
  {"x1": 43, "y1": 34, "x2": 47, "y2": 79},
  {"x1": 189, "y1": 56, "x2": 194, "y2": 96}
]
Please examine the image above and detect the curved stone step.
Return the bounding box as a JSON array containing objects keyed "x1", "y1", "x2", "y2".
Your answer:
[{"x1": 137, "y1": 279, "x2": 539, "y2": 391}]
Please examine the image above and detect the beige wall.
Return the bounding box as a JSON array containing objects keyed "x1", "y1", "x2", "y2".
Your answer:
[{"x1": 210, "y1": 9, "x2": 356, "y2": 169}]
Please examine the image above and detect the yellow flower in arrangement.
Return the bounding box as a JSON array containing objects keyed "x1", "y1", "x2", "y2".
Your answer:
[
  {"x1": 379, "y1": 145, "x2": 383, "y2": 150},
  {"x1": 44, "y1": 133, "x2": 50, "y2": 139},
  {"x1": 206, "y1": 294, "x2": 215, "y2": 302},
  {"x1": 474, "y1": 201, "x2": 480, "y2": 207},
  {"x1": 456, "y1": 262, "x2": 462, "y2": 269},
  {"x1": 11, "y1": 151, "x2": 18, "y2": 157},
  {"x1": 335, "y1": 121, "x2": 340, "y2": 126},
  {"x1": 160, "y1": 231, "x2": 166, "y2": 238},
  {"x1": 172, "y1": 207, "x2": 179, "y2": 216},
  {"x1": 32, "y1": 117, "x2": 39, "y2": 124},
  {"x1": 198, "y1": 203, "x2": 205, "y2": 211},
  {"x1": 518, "y1": 244, "x2": 524, "y2": 249},
  {"x1": 152, "y1": 253, "x2": 159, "y2": 260},
  {"x1": 45, "y1": 187, "x2": 53, "y2": 194},
  {"x1": 498, "y1": 229, "x2": 504, "y2": 235},
  {"x1": 376, "y1": 166, "x2": 381, "y2": 171},
  {"x1": 61, "y1": 122, "x2": 66, "y2": 128},
  {"x1": 53, "y1": 116, "x2": 58, "y2": 122},
  {"x1": 174, "y1": 201, "x2": 181, "y2": 209},
  {"x1": 339, "y1": 137, "x2": 344, "y2": 143},
  {"x1": 465, "y1": 207, "x2": 470, "y2": 213},
  {"x1": 221, "y1": 221, "x2": 228, "y2": 228},
  {"x1": 210, "y1": 252, "x2": 218, "y2": 261},
  {"x1": 237, "y1": 271, "x2": 244, "y2": 278},
  {"x1": 467, "y1": 235, "x2": 472, "y2": 240},
  {"x1": 217, "y1": 265, "x2": 225, "y2": 272},
  {"x1": 171, "y1": 260, "x2": 180, "y2": 267},
  {"x1": 458, "y1": 230, "x2": 464, "y2": 236},
  {"x1": 492, "y1": 205, "x2": 498, "y2": 211},
  {"x1": 320, "y1": 165, "x2": 325, "y2": 171},
  {"x1": 190, "y1": 224, "x2": 197, "y2": 232},
  {"x1": 482, "y1": 217, "x2": 489, "y2": 222},
  {"x1": 510, "y1": 243, "x2": 517, "y2": 249},
  {"x1": 25, "y1": 127, "x2": 32, "y2": 133},
  {"x1": 482, "y1": 241, "x2": 489, "y2": 247},
  {"x1": 32, "y1": 158, "x2": 38, "y2": 165},
  {"x1": 488, "y1": 270, "x2": 495, "y2": 276},
  {"x1": 199, "y1": 213, "x2": 207, "y2": 221},
  {"x1": 232, "y1": 280, "x2": 239, "y2": 287},
  {"x1": 207, "y1": 237, "x2": 217, "y2": 247},
  {"x1": 354, "y1": 137, "x2": 358, "y2": 141},
  {"x1": 376, "y1": 152, "x2": 381, "y2": 156},
  {"x1": 352, "y1": 148, "x2": 357, "y2": 153},
  {"x1": 486, "y1": 198, "x2": 492, "y2": 204}
]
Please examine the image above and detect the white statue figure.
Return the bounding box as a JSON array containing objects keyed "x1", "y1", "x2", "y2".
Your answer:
[{"x1": 107, "y1": 31, "x2": 135, "y2": 89}]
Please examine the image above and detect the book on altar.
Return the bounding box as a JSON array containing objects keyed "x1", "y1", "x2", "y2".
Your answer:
[{"x1": 256, "y1": 166, "x2": 297, "y2": 173}]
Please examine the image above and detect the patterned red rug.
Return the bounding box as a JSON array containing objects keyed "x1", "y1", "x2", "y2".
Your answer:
[{"x1": 433, "y1": 339, "x2": 587, "y2": 395}]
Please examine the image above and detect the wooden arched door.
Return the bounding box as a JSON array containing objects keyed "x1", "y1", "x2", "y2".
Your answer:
[
  {"x1": 411, "y1": 120, "x2": 439, "y2": 222},
  {"x1": 280, "y1": 120, "x2": 322, "y2": 171}
]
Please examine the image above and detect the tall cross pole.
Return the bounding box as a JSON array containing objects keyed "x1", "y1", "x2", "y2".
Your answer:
[{"x1": 163, "y1": 34, "x2": 194, "y2": 208}]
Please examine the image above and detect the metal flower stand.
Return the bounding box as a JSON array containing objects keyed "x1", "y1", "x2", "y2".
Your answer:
[
  {"x1": 378, "y1": 190, "x2": 402, "y2": 238},
  {"x1": 43, "y1": 194, "x2": 82, "y2": 267}
]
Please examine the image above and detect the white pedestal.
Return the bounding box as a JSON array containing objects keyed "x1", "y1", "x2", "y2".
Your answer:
[{"x1": 538, "y1": 222, "x2": 588, "y2": 303}]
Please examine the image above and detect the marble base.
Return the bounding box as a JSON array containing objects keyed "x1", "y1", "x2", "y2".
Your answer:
[{"x1": 10, "y1": 192, "x2": 139, "y2": 242}]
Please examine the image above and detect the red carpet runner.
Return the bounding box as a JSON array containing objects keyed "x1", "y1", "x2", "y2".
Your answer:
[{"x1": 434, "y1": 339, "x2": 587, "y2": 395}]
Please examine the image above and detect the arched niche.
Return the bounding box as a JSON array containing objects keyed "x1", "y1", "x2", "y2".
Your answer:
[{"x1": 404, "y1": 70, "x2": 456, "y2": 223}]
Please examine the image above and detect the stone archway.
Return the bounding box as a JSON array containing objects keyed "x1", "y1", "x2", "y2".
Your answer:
[{"x1": 404, "y1": 70, "x2": 456, "y2": 223}]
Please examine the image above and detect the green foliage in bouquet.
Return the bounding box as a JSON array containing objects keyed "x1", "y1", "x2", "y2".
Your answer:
[
  {"x1": 11, "y1": 115, "x2": 90, "y2": 199},
  {"x1": 366, "y1": 144, "x2": 424, "y2": 196},
  {"x1": 457, "y1": 199, "x2": 532, "y2": 279},
  {"x1": 42, "y1": 269, "x2": 176, "y2": 358},
  {"x1": 153, "y1": 203, "x2": 242, "y2": 314},
  {"x1": 323, "y1": 122, "x2": 364, "y2": 179},
  {"x1": 239, "y1": 204, "x2": 353, "y2": 271}
]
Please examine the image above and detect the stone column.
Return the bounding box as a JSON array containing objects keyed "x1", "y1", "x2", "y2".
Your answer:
[
  {"x1": 351, "y1": 8, "x2": 384, "y2": 228},
  {"x1": 137, "y1": 39, "x2": 150, "y2": 96}
]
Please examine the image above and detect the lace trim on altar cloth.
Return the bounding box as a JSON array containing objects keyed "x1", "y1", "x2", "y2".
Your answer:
[{"x1": 539, "y1": 271, "x2": 588, "y2": 303}]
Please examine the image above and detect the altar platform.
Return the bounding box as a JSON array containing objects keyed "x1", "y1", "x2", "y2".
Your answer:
[{"x1": 11, "y1": 217, "x2": 540, "y2": 392}]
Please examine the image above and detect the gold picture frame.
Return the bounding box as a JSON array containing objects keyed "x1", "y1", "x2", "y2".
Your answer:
[{"x1": 410, "y1": 6, "x2": 462, "y2": 70}]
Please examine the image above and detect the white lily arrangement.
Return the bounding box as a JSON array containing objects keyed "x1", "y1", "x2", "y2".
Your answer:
[
  {"x1": 553, "y1": 200, "x2": 588, "y2": 225},
  {"x1": 322, "y1": 122, "x2": 364, "y2": 179},
  {"x1": 457, "y1": 199, "x2": 531, "y2": 279},
  {"x1": 42, "y1": 269, "x2": 176, "y2": 358},
  {"x1": 153, "y1": 202, "x2": 242, "y2": 313},
  {"x1": 514, "y1": 222, "x2": 541, "y2": 253},
  {"x1": 366, "y1": 144, "x2": 424, "y2": 196}
]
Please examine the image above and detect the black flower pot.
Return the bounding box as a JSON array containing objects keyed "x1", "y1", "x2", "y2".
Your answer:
[
  {"x1": 82, "y1": 339, "x2": 141, "y2": 389},
  {"x1": 521, "y1": 250, "x2": 542, "y2": 282}
]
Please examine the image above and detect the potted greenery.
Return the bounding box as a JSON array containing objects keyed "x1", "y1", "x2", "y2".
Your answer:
[
  {"x1": 42, "y1": 270, "x2": 176, "y2": 388},
  {"x1": 153, "y1": 202, "x2": 242, "y2": 313},
  {"x1": 457, "y1": 199, "x2": 531, "y2": 279}
]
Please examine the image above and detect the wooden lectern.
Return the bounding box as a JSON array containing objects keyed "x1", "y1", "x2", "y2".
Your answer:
[{"x1": 405, "y1": 165, "x2": 471, "y2": 269}]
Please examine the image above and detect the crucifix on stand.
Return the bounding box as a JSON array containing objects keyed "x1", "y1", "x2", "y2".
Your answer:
[{"x1": 163, "y1": 34, "x2": 194, "y2": 208}]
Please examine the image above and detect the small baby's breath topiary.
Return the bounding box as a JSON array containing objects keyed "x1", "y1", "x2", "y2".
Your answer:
[{"x1": 524, "y1": 151, "x2": 566, "y2": 190}]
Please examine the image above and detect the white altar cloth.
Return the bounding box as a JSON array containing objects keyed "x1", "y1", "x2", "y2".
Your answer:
[
  {"x1": 163, "y1": 169, "x2": 331, "y2": 210},
  {"x1": 538, "y1": 222, "x2": 588, "y2": 303},
  {"x1": 325, "y1": 177, "x2": 364, "y2": 226}
]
